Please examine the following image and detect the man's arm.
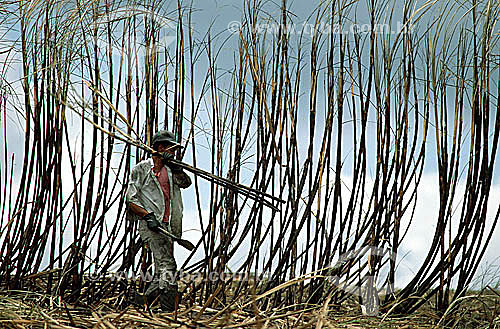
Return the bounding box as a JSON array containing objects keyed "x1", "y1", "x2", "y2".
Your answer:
[
  {"x1": 126, "y1": 164, "x2": 161, "y2": 232},
  {"x1": 126, "y1": 164, "x2": 151, "y2": 217},
  {"x1": 126, "y1": 164, "x2": 147, "y2": 208},
  {"x1": 128, "y1": 202, "x2": 149, "y2": 217},
  {"x1": 171, "y1": 168, "x2": 192, "y2": 188},
  {"x1": 129, "y1": 202, "x2": 161, "y2": 232},
  {"x1": 128, "y1": 200, "x2": 163, "y2": 232}
]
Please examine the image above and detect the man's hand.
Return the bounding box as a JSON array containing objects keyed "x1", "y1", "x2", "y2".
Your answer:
[
  {"x1": 143, "y1": 213, "x2": 161, "y2": 232},
  {"x1": 159, "y1": 154, "x2": 192, "y2": 188},
  {"x1": 161, "y1": 152, "x2": 174, "y2": 164}
]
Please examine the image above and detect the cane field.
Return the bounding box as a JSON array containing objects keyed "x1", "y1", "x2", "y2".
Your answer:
[{"x1": 0, "y1": 0, "x2": 500, "y2": 328}]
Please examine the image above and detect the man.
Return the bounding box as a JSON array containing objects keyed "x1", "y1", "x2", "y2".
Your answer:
[{"x1": 126, "y1": 130, "x2": 191, "y2": 311}]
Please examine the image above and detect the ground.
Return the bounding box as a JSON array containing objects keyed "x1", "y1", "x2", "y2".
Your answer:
[{"x1": 1, "y1": 288, "x2": 499, "y2": 328}]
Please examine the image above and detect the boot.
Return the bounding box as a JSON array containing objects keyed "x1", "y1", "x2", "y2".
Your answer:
[
  {"x1": 159, "y1": 288, "x2": 181, "y2": 312},
  {"x1": 133, "y1": 289, "x2": 160, "y2": 307}
]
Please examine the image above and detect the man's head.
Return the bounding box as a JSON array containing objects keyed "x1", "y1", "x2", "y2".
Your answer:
[{"x1": 151, "y1": 130, "x2": 182, "y2": 153}]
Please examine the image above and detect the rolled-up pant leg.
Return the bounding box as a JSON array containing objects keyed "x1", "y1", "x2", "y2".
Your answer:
[{"x1": 138, "y1": 221, "x2": 177, "y2": 296}]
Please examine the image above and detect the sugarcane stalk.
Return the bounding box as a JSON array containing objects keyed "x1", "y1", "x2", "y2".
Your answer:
[
  {"x1": 164, "y1": 158, "x2": 283, "y2": 211},
  {"x1": 75, "y1": 81, "x2": 285, "y2": 210},
  {"x1": 70, "y1": 102, "x2": 283, "y2": 211}
]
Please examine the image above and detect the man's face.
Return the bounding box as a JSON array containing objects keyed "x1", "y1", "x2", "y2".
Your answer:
[{"x1": 157, "y1": 142, "x2": 176, "y2": 155}]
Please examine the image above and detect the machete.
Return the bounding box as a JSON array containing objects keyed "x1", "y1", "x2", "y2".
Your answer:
[{"x1": 157, "y1": 226, "x2": 195, "y2": 251}]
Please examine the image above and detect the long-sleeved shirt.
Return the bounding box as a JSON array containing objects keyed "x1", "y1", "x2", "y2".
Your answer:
[{"x1": 126, "y1": 158, "x2": 191, "y2": 237}]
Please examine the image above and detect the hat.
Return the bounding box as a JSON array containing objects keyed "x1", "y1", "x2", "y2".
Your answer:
[{"x1": 151, "y1": 130, "x2": 182, "y2": 149}]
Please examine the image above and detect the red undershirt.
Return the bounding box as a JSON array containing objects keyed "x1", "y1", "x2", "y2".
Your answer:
[{"x1": 153, "y1": 166, "x2": 170, "y2": 223}]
